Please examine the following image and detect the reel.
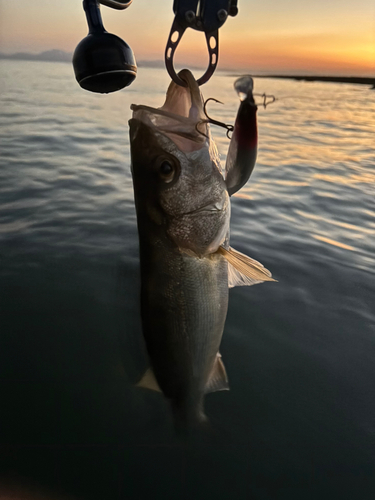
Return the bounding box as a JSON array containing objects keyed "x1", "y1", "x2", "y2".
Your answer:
[{"x1": 73, "y1": 0, "x2": 136, "y2": 93}]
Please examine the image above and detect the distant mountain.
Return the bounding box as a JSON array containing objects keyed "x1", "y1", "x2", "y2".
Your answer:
[
  {"x1": 137, "y1": 59, "x2": 165, "y2": 69},
  {"x1": 0, "y1": 51, "x2": 167, "y2": 68},
  {"x1": 2, "y1": 52, "x2": 372, "y2": 87},
  {"x1": 137, "y1": 59, "x2": 204, "y2": 70},
  {"x1": 0, "y1": 50, "x2": 72, "y2": 62},
  {"x1": 0, "y1": 51, "x2": 203, "y2": 70}
]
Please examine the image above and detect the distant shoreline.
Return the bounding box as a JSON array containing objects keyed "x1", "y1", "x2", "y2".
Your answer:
[
  {"x1": 1, "y1": 51, "x2": 373, "y2": 87},
  {"x1": 252, "y1": 75, "x2": 375, "y2": 88}
]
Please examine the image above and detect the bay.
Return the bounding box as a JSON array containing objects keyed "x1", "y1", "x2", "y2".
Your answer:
[{"x1": 0, "y1": 60, "x2": 374, "y2": 499}]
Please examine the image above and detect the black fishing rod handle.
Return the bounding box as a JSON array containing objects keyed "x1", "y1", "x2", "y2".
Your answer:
[{"x1": 99, "y1": 0, "x2": 132, "y2": 10}]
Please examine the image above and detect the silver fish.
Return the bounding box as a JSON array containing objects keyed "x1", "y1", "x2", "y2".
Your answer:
[{"x1": 129, "y1": 70, "x2": 274, "y2": 430}]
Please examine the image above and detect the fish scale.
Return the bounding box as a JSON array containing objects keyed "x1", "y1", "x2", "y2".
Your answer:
[{"x1": 141, "y1": 237, "x2": 228, "y2": 391}]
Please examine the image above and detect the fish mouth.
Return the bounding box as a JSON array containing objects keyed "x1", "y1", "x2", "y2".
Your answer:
[
  {"x1": 182, "y1": 198, "x2": 227, "y2": 216},
  {"x1": 160, "y1": 69, "x2": 204, "y2": 123},
  {"x1": 130, "y1": 69, "x2": 208, "y2": 152},
  {"x1": 195, "y1": 201, "x2": 225, "y2": 213}
]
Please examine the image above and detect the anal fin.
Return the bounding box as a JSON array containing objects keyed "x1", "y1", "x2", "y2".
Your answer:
[
  {"x1": 205, "y1": 353, "x2": 229, "y2": 394},
  {"x1": 137, "y1": 368, "x2": 162, "y2": 393}
]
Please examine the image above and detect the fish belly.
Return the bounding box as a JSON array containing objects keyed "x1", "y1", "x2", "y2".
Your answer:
[{"x1": 139, "y1": 239, "x2": 228, "y2": 403}]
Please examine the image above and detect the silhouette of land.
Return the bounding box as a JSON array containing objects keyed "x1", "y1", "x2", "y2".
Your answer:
[
  {"x1": 253, "y1": 75, "x2": 375, "y2": 87},
  {"x1": 0, "y1": 50, "x2": 72, "y2": 62},
  {"x1": 1, "y1": 51, "x2": 373, "y2": 87},
  {"x1": 0, "y1": 51, "x2": 200, "y2": 70}
]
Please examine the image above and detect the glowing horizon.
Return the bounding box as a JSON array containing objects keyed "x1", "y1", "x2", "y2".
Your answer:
[{"x1": 0, "y1": 0, "x2": 374, "y2": 77}]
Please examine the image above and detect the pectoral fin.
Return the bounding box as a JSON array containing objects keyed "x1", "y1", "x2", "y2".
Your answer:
[
  {"x1": 205, "y1": 353, "x2": 229, "y2": 393},
  {"x1": 217, "y1": 246, "x2": 276, "y2": 288},
  {"x1": 137, "y1": 368, "x2": 162, "y2": 392}
]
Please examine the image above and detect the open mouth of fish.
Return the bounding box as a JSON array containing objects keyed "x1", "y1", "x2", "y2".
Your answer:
[
  {"x1": 130, "y1": 69, "x2": 209, "y2": 153},
  {"x1": 184, "y1": 199, "x2": 226, "y2": 215}
]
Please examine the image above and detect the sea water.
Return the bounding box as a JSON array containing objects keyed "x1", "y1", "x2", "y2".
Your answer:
[{"x1": 0, "y1": 60, "x2": 374, "y2": 499}]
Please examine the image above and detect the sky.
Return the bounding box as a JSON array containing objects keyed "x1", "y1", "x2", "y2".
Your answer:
[{"x1": 0, "y1": 0, "x2": 374, "y2": 76}]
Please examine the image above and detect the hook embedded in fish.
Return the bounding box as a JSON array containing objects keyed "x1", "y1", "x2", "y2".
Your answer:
[
  {"x1": 129, "y1": 69, "x2": 276, "y2": 432},
  {"x1": 202, "y1": 98, "x2": 234, "y2": 139}
]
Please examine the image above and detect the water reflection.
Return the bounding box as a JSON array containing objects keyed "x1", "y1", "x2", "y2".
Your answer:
[
  {"x1": 0, "y1": 61, "x2": 374, "y2": 499},
  {"x1": 312, "y1": 234, "x2": 356, "y2": 251}
]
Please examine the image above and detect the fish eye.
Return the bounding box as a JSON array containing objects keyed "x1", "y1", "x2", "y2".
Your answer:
[{"x1": 158, "y1": 160, "x2": 175, "y2": 183}]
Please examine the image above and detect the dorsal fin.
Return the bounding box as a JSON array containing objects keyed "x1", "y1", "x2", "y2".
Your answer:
[
  {"x1": 217, "y1": 246, "x2": 276, "y2": 288},
  {"x1": 136, "y1": 368, "x2": 162, "y2": 392},
  {"x1": 205, "y1": 353, "x2": 229, "y2": 394}
]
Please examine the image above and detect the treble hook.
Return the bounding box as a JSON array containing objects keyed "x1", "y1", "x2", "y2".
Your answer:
[
  {"x1": 254, "y1": 93, "x2": 276, "y2": 108},
  {"x1": 203, "y1": 98, "x2": 234, "y2": 138}
]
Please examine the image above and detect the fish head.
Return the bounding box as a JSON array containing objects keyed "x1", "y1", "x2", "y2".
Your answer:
[{"x1": 129, "y1": 70, "x2": 229, "y2": 256}]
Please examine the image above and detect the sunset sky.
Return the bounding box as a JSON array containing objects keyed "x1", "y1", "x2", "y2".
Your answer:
[{"x1": 0, "y1": 0, "x2": 374, "y2": 76}]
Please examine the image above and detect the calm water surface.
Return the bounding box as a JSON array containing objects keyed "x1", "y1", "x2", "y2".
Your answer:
[{"x1": 0, "y1": 60, "x2": 374, "y2": 499}]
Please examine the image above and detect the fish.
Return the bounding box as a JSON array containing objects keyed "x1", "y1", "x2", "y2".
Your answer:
[{"x1": 129, "y1": 70, "x2": 275, "y2": 431}]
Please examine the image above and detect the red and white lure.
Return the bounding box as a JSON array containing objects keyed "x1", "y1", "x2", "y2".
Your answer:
[{"x1": 225, "y1": 76, "x2": 258, "y2": 196}]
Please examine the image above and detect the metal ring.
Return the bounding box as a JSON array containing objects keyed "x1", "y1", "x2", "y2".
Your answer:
[
  {"x1": 165, "y1": 19, "x2": 188, "y2": 87},
  {"x1": 165, "y1": 18, "x2": 219, "y2": 87}
]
